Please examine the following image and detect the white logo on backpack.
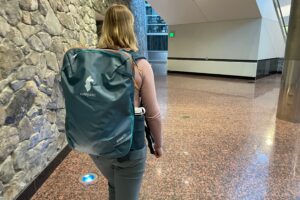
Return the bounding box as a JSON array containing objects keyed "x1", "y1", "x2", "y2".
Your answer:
[{"x1": 85, "y1": 76, "x2": 94, "y2": 92}]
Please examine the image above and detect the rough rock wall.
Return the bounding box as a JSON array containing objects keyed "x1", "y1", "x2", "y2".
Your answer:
[
  {"x1": 0, "y1": 0, "x2": 98, "y2": 199},
  {"x1": 93, "y1": 0, "x2": 129, "y2": 14}
]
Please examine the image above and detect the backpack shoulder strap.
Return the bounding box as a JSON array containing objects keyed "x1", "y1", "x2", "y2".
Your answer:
[
  {"x1": 120, "y1": 50, "x2": 146, "y2": 96},
  {"x1": 130, "y1": 51, "x2": 146, "y2": 62},
  {"x1": 121, "y1": 50, "x2": 146, "y2": 63}
]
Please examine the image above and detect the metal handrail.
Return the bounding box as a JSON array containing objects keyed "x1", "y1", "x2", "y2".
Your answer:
[
  {"x1": 273, "y1": 0, "x2": 287, "y2": 41},
  {"x1": 277, "y1": 0, "x2": 289, "y2": 34}
]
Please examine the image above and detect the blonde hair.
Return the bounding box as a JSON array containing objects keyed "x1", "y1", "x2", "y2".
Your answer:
[{"x1": 98, "y1": 4, "x2": 138, "y2": 52}]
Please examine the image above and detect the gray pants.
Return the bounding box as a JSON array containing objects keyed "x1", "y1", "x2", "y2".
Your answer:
[{"x1": 90, "y1": 146, "x2": 147, "y2": 200}]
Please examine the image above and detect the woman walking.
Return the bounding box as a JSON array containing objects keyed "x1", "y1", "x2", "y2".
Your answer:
[{"x1": 90, "y1": 4, "x2": 163, "y2": 200}]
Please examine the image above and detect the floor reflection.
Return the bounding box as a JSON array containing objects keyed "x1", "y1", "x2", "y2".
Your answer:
[{"x1": 32, "y1": 74, "x2": 300, "y2": 200}]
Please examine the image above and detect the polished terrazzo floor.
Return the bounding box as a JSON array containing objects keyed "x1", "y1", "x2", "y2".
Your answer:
[{"x1": 32, "y1": 74, "x2": 300, "y2": 200}]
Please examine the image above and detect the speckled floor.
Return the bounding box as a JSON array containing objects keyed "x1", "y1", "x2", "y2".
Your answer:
[{"x1": 31, "y1": 74, "x2": 300, "y2": 200}]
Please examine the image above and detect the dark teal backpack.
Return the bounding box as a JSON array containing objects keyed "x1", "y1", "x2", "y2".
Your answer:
[{"x1": 60, "y1": 48, "x2": 138, "y2": 159}]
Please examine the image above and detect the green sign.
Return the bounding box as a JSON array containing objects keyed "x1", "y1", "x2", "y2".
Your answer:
[{"x1": 169, "y1": 32, "x2": 175, "y2": 38}]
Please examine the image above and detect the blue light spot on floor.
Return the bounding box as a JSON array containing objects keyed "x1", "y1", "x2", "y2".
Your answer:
[{"x1": 81, "y1": 173, "x2": 96, "y2": 184}]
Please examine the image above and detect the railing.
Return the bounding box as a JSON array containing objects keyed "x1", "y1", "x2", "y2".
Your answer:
[{"x1": 273, "y1": 0, "x2": 291, "y2": 41}]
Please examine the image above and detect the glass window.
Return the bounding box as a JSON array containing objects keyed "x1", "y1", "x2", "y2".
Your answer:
[{"x1": 147, "y1": 35, "x2": 168, "y2": 51}]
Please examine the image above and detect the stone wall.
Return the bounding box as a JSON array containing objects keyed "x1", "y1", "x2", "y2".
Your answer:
[
  {"x1": 0, "y1": 0, "x2": 147, "y2": 199},
  {"x1": 129, "y1": 0, "x2": 147, "y2": 58},
  {"x1": 0, "y1": 0, "x2": 98, "y2": 199}
]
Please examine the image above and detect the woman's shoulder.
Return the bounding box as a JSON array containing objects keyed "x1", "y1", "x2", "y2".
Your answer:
[
  {"x1": 123, "y1": 50, "x2": 152, "y2": 71},
  {"x1": 136, "y1": 58, "x2": 151, "y2": 70}
]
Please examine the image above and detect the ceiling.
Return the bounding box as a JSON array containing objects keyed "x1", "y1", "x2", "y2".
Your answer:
[{"x1": 147, "y1": 0, "x2": 262, "y2": 25}]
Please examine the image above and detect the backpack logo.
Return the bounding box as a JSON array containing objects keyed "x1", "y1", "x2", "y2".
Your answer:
[{"x1": 85, "y1": 76, "x2": 94, "y2": 92}]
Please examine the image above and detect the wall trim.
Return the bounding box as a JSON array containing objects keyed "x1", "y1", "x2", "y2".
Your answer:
[
  {"x1": 168, "y1": 57, "x2": 284, "y2": 63},
  {"x1": 15, "y1": 146, "x2": 72, "y2": 200},
  {"x1": 168, "y1": 57, "x2": 258, "y2": 63},
  {"x1": 168, "y1": 70, "x2": 256, "y2": 80},
  {"x1": 256, "y1": 71, "x2": 282, "y2": 79}
]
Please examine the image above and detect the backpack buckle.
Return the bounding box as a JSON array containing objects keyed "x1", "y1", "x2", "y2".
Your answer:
[{"x1": 134, "y1": 107, "x2": 146, "y2": 115}]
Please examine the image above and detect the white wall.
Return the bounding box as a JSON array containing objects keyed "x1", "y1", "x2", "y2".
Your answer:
[
  {"x1": 168, "y1": 19, "x2": 262, "y2": 77},
  {"x1": 167, "y1": 0, "x2": 286, "y2": 77},
  {"x1": 168, "y1": 60, "x2": 258, "y2": 77},
  {"x1": 256, "y1": 0, "x2": 286, "y2": 59},
  {"x1": 257, "y1": 19, "x2": 285, "y2": 59},
  {"x1": 256, "y1": 0, "x2": 278, "y2": 21}
]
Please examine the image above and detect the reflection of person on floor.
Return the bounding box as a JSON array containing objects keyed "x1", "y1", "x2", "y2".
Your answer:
[{"x1": 90, "y1": 4, "x2": 163, "y2": 200}]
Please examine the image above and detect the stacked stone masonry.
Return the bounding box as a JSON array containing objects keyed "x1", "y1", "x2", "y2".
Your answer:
[{"x1": 0, "y1": 0, "x2": 134, "y2": 199}]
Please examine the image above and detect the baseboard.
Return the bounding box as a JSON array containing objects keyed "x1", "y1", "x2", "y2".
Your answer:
[
  {"x1": 256, "y1": 71, "x2": 282, "y2": 79},
  {"x1": 167, "y1": 70, "x2": 256, "y2": 80},
  {"x1": 15, "y1": 145, "x2": 72, "y2": 200}
]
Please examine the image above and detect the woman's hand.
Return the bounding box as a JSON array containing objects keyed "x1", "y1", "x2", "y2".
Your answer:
[{"x1": 154, "y1": 144, "x2": 163, "y2": 158}]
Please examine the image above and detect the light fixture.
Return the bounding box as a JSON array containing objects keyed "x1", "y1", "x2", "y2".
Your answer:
[{"x1": 79, "y1": 173, "x2": 98, "y2": 185}]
